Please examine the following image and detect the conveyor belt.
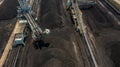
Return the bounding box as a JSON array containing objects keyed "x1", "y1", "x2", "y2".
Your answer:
[
  {"x1": 24, "y1": 13, "x2": 43, "y2": 40},
  {"x1": 18, "y1": 0, "x2": 47, "y2": 40},
  {"x1": 70, "y1": 0, "x2": 98, "y2": 67}
]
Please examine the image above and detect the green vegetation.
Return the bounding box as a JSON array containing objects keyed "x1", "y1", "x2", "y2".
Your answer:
[{"x1": 108, "y1": 0, "x2": 120, "y2": 11}]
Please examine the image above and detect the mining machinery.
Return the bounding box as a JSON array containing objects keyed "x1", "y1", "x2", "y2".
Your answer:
[{"x1": 17, "y1": 0, "x2": 50, "y2": 41}]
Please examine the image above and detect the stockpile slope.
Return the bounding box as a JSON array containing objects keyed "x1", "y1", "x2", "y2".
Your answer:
[{"x1": 0, "y1": 0, "x2": 18, "y2": 20}]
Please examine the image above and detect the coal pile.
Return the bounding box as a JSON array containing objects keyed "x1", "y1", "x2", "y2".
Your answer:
[
  {"x1": 97, "y1": 29, "x2": 120, "y2": 67},
  {"x1": 0, "y1": 0, "x2": 18, "y2": 20},
  {"x1": 39, "y1": 0, "x2": 65, "y2": 29},
  {"x1": 25, "y1": 0, "x2": 78, "y2": 67},
  {"x1": 82, "y1": 6, "x2": 120, "y2": 67}
]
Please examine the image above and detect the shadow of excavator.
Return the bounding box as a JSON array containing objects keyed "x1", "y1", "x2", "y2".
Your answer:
[{"x1": 33, "y1": 40, "x2": 50, "y2": 49}]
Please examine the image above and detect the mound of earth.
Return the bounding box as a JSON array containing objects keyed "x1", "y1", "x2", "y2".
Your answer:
[
  {"x1": 39, "y1": 0, "x2": 65, "y2": 29},
  {"x1": 25, "y1": 0, "x2": 79, "y2": 67},
  {"x1": 0, "y1": 0, "x2": 18, "y2": 20}
]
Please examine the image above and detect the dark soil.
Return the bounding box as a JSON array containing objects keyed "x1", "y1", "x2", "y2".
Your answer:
[
  {"x1": 0, "y1": 0, "x2": 18, "y2": 20},
  {"x1": 82, "y1": 5, "x2": 120, "y2": 67},
  {"x1": 0, "y1": 18, "x2": 16, "y2": 58},
  {"x1": 38, "y1": 0, "x2": 65, "y2": 29},
  {"x1": 2, "y1": 0, "x2": 120, "y2": 67},
  {"x1": 25, "y1": 0, "x2": 80, "y2": 67},
  {"x1": 0, "y1": 0, "x2": 18, "y2": 57}
]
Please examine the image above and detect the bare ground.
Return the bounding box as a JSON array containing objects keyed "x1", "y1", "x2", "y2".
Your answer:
[
  {"x1": 82, "y1": 5, "x2": 120, "y2": 67},
  {"x1": 0, "y1": 0, "x2": 18, "y2": 20},
  {"x1": 0, "y1": 0, "x2": 18, "y2": 57},
  {"x1": 1, "y1": 0, "x2": 120, "y2": 67},
  {"x1": 25, "y1": 0, "x2": 80, "y2": 67}
]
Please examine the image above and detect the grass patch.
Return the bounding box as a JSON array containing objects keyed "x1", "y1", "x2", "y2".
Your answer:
[{"x1": 108, "y1": 0, "x2": 120, "y2": 11}]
